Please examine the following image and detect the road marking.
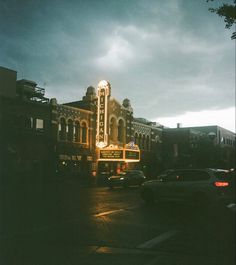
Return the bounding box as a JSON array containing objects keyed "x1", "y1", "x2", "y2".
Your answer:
[
  {"x1": 96, "y1": 246, "x2": 158, "y2": 255},
  {"x1": 227, "y1": 203, "x2": 236, "y2": 212},
  {"x1": 227, "y1": 203, "x2": 236, "y2": 208},
  {"x1": 137, "y1": 230, "x2": 179, "y2": 249},
  {"x1": 94, "y1": 209, "x2": 124, "y2": 217}
]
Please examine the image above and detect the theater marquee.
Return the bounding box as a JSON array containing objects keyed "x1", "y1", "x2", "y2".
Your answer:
[{"x1": 98, "y1": 143, "x2": 140, "y2": 162}]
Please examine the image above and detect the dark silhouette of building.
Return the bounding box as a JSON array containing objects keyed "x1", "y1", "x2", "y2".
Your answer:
[
  {"x1": 162, "y1": 126, "x2": 235, "y2": 170},
  {"x1": 0, "y1": 67, "x2": 53, "y2": 185}
]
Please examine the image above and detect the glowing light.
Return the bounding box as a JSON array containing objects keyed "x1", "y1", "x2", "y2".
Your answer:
[
  {"x1": 98, "y1": 80, "x2": 109, "y2": 90},
  {"x1": 214, "y1": 181, "x2": 229, "y2": 187},
  {"x1": 96, "y1": 80, "x2": 110, "y2": 148}
]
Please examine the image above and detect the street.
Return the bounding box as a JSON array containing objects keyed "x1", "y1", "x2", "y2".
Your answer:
[{"x1": 0, "y1": 181, "x2": 235, "y2": 265}]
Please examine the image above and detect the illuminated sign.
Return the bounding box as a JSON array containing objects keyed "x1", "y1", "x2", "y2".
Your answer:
[
  {"x1": 98, "y1": 144, "x2": 140, "y2": 162},
  {"x1": 125, "y1": 150, "x2": 140, "y2": 160},
  {"x1": 96, "y1": 80, "x2": 110, "y2": 148},
  {"x1": 100, "y1": 150, "x2": 123, "y2": 160}
]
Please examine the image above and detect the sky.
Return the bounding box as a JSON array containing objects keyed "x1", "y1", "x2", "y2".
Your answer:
[{"x1": 0, "y1": 0, "x2": 235, "y2": 132}]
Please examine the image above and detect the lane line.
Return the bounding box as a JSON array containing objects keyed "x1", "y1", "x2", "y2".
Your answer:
[
  {"x1": 227, "y1": 203, "x2": 236, "y2": 212},
  {"x1": 96, "y1": 246, "x2": 158, "y2": 255},
  {"x1": 137, "y1": 230, "x2": 179, "y2": 249},
  {"x1": 94, "y1": 209, "x2": 124, "y2": 217},
  {"x1": 227, "y1": 203, "x2": 236, "y2": 208}
]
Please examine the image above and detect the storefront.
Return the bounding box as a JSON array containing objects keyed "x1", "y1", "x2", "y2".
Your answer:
[{"x1": 56, "y1": 143, "x2": 93, "y2": 183}]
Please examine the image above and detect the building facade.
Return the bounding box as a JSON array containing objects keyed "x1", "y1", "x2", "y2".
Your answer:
[
  {"x1": 1, "y1": 66, "x2": 235, "y2": 185},
  {"x1": 162, "y1": 126, "x2": 236, "y2": 169},
  {"x1": 0, "y1": 67, "x2": 53, "y2": 184}
]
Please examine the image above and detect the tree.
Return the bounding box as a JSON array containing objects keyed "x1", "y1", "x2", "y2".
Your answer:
[{"x1": 207, "y1": 0, "x2": 236, "y2": 39}]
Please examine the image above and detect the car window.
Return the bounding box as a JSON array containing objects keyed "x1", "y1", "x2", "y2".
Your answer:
[
  {"x1": 179, "y1": 170, "x2": 210, "y2": 181},
  {"x1": 158, "y1": 172, "x2": 180, "y2": 182},
  {"x1": 214, "y1": 170, "x2": 233, "y2": 180}
]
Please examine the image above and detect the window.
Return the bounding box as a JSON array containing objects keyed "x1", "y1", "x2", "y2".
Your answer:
[
  {"x1": 67, "y1": 119, "x2": 74, "y2": 141},
  {"x1": 138, "y1": 134, "x2": 142, "y2": 149},
  {"x1": 81, "y1": 122, "x2": 87, "y2": 143},
  {"x1": 36, "y1": 119, "x2": 44, "y2": 130},
  {"x1": 159, "y1": 172, "x2": 179, "y2": 182},
  {"x1": 118, "y1": 119, "x2": 125, "y2": 142},
  {"x1": 24, "y1": 117, "x2": 33, "y2": 129},
  {"x1": 59, "y1": 117, "x2": 66, "y2": 140},
  {"x1": 75, "y1": 121, "x2": 80, "y2": 142},
  {"x1": 142, "y1": 135, "x2": 146, "y2": 150},
  {"x1": 146, "y1": 135, "x2": 150, "y2": 151},
  {"x1": 180, "y1": 170, "x2": 210, "y2": 181},
  {"x1": 110, "y1": 117, "x2": 117, "y2": 141}
]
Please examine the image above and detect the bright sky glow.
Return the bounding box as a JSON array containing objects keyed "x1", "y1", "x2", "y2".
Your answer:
[{"x1": 156, "y1": 107, "x2": 236, "y2": 133}]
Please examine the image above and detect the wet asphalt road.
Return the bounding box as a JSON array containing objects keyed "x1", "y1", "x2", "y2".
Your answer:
[{"x1": 0, "y1": 180, "x2": 235, "y2": 265}]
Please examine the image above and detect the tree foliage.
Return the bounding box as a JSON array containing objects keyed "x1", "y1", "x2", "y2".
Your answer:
[{"x1": 207, "y1": 0, "x2": 236, "y2": 39}]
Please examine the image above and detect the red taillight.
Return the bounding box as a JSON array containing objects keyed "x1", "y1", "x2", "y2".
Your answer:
[{"x1": 214, "y1": 181, "x2": 229, "y2": 187}]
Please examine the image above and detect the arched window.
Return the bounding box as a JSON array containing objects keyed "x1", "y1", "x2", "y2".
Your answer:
[
  {"x1": 146, "y1": 135, "x2": 150, "y2": 151},
  {"x1": 134, "y1": 133, "x2": 138, "y2": 145},
  {"x1": 59, "y1": 117, "x2": 66, "y2": 140},
  {"x1": 81, "y1": 122, "x2": 87, "y2": 143},
  {"x1": 23, "y1": 117, "x2": 33, "y2": 129},
  {"x1": 138, "y1": 134, "x2": 142, "y2": 149},
  {"x1": 75, "y1": 121, "x2": 80, "y2": 142},
  {"x1": 118, "y1": 119, "x2": 125, "y2": 142},
  {"x1": 110, "y1": 117, "x2": 117, "y2": 141},
  {"x1": 67, "y1": 119, "x2": 74, "y2": 141},
  {"x1": 142, "y1": 135, "x2": 146, "y2": 150}
]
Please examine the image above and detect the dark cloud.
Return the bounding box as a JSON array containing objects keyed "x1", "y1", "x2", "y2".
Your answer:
[{"x1": 0, "y1": 0, "x2": 235, "y2": 128}]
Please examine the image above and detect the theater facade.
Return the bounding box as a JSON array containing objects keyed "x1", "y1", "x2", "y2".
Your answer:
[
  {"x1": 51, "y1": 79, "x2": 163, "y2": 183},
  {"x1": 0, "y1": 66, "x2": 164, "y2": 184}
]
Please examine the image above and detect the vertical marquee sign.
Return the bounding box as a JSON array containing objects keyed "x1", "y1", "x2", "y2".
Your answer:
[{"x1": 96, "y1": 80, "x2": 111, "y2": 148}]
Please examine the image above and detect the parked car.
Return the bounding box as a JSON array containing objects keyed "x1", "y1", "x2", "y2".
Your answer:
[
  {"x1": 140, "y1": 168, "x2": 235, "y2": 207},
  {"x1": 108, "y1": 170, "x2": 146, "y2": 188}
]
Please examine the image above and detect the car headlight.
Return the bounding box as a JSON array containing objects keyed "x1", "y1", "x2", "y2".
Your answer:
[{"x1": 120, "y1": 177, "x2": 124, "y2": 180}]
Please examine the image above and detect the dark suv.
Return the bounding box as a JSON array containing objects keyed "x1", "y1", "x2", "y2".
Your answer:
[
  {"x1": 140, "y1": 168, "x2": 235, "y2": 207},
  {"x1": 108, "y1": 170, "x2": 146, "y2": 188}
]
